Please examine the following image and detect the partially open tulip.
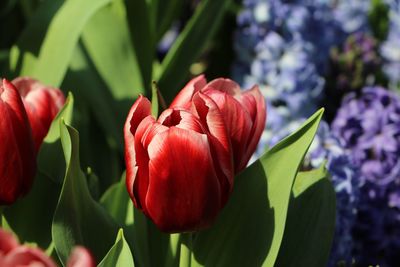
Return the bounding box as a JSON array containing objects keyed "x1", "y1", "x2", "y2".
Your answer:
[
  {"x1": 0, "y1": 228, "x2": 95, "y2": 267},
  {"x1": 124, "y1": 94, "x2": 233, "y2": 232},
  {"x1": 12, "y1": 77, "x2": 65, "y2": 152},
  {"x1": 170, "y1": 75, "x2": 266, "y2": 172},
  {"x1": 0, "y1": 79, "x2": 36, "y2": 205}
]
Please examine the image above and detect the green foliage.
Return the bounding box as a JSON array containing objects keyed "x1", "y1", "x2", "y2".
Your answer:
[
  {"x1": 190, "y1": 109, "x2": 328, "y2": 267},
  {"x1": 368, "y1": 0, "x2": 390, "y2": 42},
  {"x1": 156, "y1": 0, "x2": 232, "y2": 103},
  {"x1": 52, "y1": 121, "x2": 118, "y2": 264},
  {"x1": 275, "y1": 166, "x2": 336, "y2": 267},
  {"x1": 98, "y1": 229, "x2": 135, "y2": 267}
]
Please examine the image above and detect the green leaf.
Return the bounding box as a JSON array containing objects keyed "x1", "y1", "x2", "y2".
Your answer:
[
  {"x1": 275, "y1": 165, "x2": 336, "y2": 267},
  {"x1": 155, "y1": 0, "x2": 183, "y2": 42},
  {"x1": 37, "y1": 92, "x2": 74, "y2": 182},
  {"x1": 156, "y1": 0, "x2": 231, "y2": 102},
  {"x1": 3, "y1": 94, "x2": 74, "y2": 249},
  {"x1": 191, "y1": 108, "x2": 324, "y2": 267},
  {"x1": 64, "y1": 45, "x2": 124, "y2": 151},
  {"x1": 82, "y1": 0, "x2": 144, "y2": 100},
  {"x1": 125, "y1": 0, "x2": 154, "y2": 92},
  {"x1": 52, "y1": 121, "x2": 118, "y2": 264},
  {"x1": 98, "y1": 229, "x2": 135, "y2": 267},
  {"x1": 9, "y1": 0, "x2": 64, "y2": 76},
  {"x1": 31, "y1": 0, "x2": 112, "y2": 86},
  {"x1": 100, "y1": 173, "x2": 134, "y2": 230}
]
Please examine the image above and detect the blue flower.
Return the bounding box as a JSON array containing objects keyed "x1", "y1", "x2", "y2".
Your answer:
[{"x1": 332, "y1": 86, "x2": 400, "y2": 266}]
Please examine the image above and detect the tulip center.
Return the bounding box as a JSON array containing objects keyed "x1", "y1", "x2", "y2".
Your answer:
[{"x1": 161, "y1": 110, "x2": 182, "y2": 127}]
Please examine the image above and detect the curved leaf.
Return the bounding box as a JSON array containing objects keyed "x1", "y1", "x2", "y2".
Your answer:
[
  {"x1": 52, "y1": 121, "x2": 118, "y2": 264},
  {"x1": 192, "y1": 109, "x2": 324, "y2": 267}
]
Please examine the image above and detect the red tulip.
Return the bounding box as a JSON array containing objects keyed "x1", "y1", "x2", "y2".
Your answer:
[
  {"x1": 0, "y1": 228, "x2": 57, "y2": 267},
  {"x1": 170, "y1": 75, "x2": 266, "y2": 172},
  {"x1": 124, "y1": 94, "x2": 233, "y2": 232},
  {"x1": 0, "y1": 79, "x2": 36, "y2": 205},
  {"x1": 0, "y1": 228, "x2": 96, "y2": 267},
  {"x1": 12, "y1": 77, "x2": 65, "y2": 152}
]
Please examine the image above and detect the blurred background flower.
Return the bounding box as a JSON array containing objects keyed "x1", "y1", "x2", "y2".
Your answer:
[
  {"x1": 332, "y1": 86, "x2": 400, "y2": 266},
  {"x1": 233, "y1": 0, "x2": 400, "y2": 265}
]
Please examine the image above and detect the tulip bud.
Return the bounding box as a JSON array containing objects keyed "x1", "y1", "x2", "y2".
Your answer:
[
  {"x1": 12, "y1": 77, "x2": 65, "y2": 152},
  {"x1": 171, "y1": 75, "x2": 266, "y2": 172},
  {"x1": 0, "y1": 79, "x2": 36, "y2": 205},
  {"x1": 124, "y1": 95, "x2": 233, "y2": 232}
]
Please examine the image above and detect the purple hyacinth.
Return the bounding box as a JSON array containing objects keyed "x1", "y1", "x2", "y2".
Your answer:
[
  {"x1": 269, "y1": 119, "x2": 359, "y2": 266},
  {"x1": 332, "y1": 86, "x2": 400, "y2": 266}
]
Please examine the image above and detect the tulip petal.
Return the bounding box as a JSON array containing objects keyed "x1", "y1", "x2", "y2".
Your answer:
[
  {"x1": 169, "y1": 75, "x2": 207, "y2": 109},
  {"x1": 67, "y1": 246, "x2": 96, "y2": 267},
  {"x1": 2, "y1": 246, "x2": 57, "y2": 267},
  {"x1": 159, "y1": 109, "x2": 205, "y2": 134},
  {"x1": 201, "y1": 88, "x2": 252, "y2": 172},
  {"x1": 0, "y1": 229, "x2": 19, "y2": 254},
  {"x1": 204, "y1": 78, "x2": 241, "y2": 96},
  {"x1": 0, "y1": 80, "x2": 36, "y2": 204},
  {"x1": 12, "y1": 77, "x2": 65, "y2": 151},
  {"x1": 145, "y1": 128, "x2": 221, "y2": 232},
  {"x1": 124, "y1": 96, "x2": 152, "y2": 206},
  {"x1": 240, "y1": 85, "x2": 266, "y2": 169},
  {"x1": 192, "y1": 93, "x2": 234, "y2": 202}
]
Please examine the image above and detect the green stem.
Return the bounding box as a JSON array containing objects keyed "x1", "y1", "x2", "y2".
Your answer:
[
  {"x1": 179, "y1": 233, "x2": 192, "y2": 267},
  {"x1": 0, "y1": 206, "x2": 3, "y2": 227}
]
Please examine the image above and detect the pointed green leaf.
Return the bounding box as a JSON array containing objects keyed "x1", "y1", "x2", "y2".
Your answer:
[
  {"x1": 52, "y1": 121, "x2": 118, "y2": 264},
  {"x1": 31, "y1": 0, "x2": 112, "y2": 86},
  {"x1": 275, "y1": 166, "x2": 336, "y2": 267},
  {"x1": 191, "y1": 109, "x2": 324, "y2": 267},
  {"x1": 82, "y1": 0, "x2": 144, "y2": 100},
  {"x1": 98, "y1": 229, "x2": 135, "y2": 267},
  {"x1": 156, "y1": 0, "x2": 231, "y2": 102}
]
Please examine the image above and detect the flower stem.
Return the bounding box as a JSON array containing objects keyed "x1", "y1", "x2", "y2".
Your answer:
[
  {"x1": 0, "y1": 206, "x2": 3, "y2": 227},
  {"x1": 179, "y1": 232, "x2": 192, "y2": 267}
]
